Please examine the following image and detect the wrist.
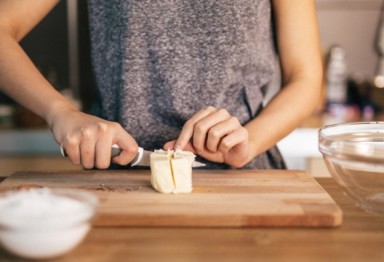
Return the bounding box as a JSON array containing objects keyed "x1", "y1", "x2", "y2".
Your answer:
[
  {"x1": 246, "y1": 137, "x2": 260, "y2": 162},
  {"x1": 44, "y1": 99, "x2": 78, "y2": 129}
]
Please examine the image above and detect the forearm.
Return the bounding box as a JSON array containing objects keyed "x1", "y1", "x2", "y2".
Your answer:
[
  {"x1": 245, "y1": 74, "x2": 322, "y2": 161},
  {"x1": 0, "y1": 28, "x2": 77, "y2": 126},
  {"x1": 242, "y1": 0, "x2": 323, "y2": 163}
]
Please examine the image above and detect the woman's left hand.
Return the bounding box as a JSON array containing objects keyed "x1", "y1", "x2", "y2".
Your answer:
[{"x1": 163, "y1": 106, "x2": 250, "y2": 168}]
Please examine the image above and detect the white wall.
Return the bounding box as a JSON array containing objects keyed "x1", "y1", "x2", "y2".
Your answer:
[{"x1": 316, "y1": 0, "x2": 383, "y2": 78}]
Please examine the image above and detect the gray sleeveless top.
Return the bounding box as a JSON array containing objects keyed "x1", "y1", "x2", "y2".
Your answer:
[{"x1": 87, "y1": 0, "x2": 286, "y2": 169}]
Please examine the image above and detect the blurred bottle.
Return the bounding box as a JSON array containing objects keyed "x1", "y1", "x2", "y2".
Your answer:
[
  {"x1": 323, "y1": 45, "x2": 350, "y2": 123},
  {"x1": 374, "y1": 3, "x2": 384, "y2": 88},
  {"x1": 326, "y1": 45, "x2": 348, "y2": 106}
]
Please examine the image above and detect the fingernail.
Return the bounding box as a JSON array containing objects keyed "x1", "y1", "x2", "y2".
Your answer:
[{"x1": 174, "y1": 144, "x2": 181, "y2": 151}]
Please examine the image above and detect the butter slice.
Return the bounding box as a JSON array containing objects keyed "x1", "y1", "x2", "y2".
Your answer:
[
  {"x1": 150, "y1": 150, "x2": 175, "y2": 194},
  {"x1": 150, "y1": 150, "x2": 195, "y2": 194}
]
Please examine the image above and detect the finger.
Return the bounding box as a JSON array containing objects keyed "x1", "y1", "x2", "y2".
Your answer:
[
  {"x1": 111, "y1": 125, "x2": 138, "y2": 165},
  {"x1": 181, "y1": 141, "x2": 197, "y2": 154},
  {"x1": 175, "y1": 106, "x2": 217, "y2": 150},
  {"x1": 218, "y1": 127, "x2": 248, "y2": 154},
  {"x1": 206, "y1": 116, "x2": 241, "y2": 152},
  {"x1": 80, "y1": 136, "x2": 96, "y2": 169},
  {"x1": 187, "y1": 140, "x2": 224, "y2": 163},
  {"x1": 164, "y1": 140, "x2": 197, "y2": 154},
  {"x1": 113, "y1": 144, "x2": 138, "y2": 166},
  {"x1": 192, "y1": 108, "x2": 231, "y2": 153},
  {"x1": 61, "y1": 140, "x2": 81, "y2": 165},
  {"x1": 163, "y1": 140, "x2": 176, "y2": 150},
  {"x1": 94, "y1": 137, "x2": 113, "y2": 169}
]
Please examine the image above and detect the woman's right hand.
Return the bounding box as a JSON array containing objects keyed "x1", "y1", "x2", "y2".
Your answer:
[{"x1": 48, "y1": 108, "x2": 138, "y2": 169}]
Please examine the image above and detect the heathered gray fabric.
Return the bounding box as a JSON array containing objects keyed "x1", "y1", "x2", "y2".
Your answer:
[{"x1": 87, "y1": 0, "x2": 286, "y2": 169}]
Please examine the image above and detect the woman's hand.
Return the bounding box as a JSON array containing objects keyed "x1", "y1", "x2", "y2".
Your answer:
[
  {"x1": 49, "y1": 108, "x2": 138, "y2": 169},
  {"x1": 164, "y1": 106, "x2": 250, "y2": 168}
]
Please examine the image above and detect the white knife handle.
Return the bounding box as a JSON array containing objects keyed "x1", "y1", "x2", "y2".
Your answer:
[{"x1": 130, "y1": 147, "x2": 144, "y2": 166}]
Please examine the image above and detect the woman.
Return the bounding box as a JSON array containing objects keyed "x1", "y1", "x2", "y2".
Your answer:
[{"x1": 0, "y1": 0, "x2": 322, "y2": 169}]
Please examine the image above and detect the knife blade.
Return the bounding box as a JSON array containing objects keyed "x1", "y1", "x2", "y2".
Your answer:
[{"x1": 60, "y1": 144, "x2": 206, "y2": 168}]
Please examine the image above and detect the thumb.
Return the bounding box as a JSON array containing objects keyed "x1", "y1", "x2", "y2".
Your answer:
[
  {"x1": 163, "y1": 140, "x2": 197, "y2": 154},
  {"x1": 179, "y1": 141, "x2": 197, "y2": 154},
  {"x1": 163, "y1": 140, "x2": 176, "y2": 150},
  {"x1": 112, "y1": 129, "x2": 138, "y2": 165}
]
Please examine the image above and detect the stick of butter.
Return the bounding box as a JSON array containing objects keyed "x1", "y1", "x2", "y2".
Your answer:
[{"x1": 150, "y1": 149, "x2": 195, "y2": 194}]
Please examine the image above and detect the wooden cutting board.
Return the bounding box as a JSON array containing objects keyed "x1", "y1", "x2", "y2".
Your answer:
[{"x1": 0, "y1": 170, "x2": 342, "y2": 227}]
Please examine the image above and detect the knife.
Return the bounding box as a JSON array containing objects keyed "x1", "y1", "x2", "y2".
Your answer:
[{"x1": 60, "y1": 144, "x2": 206, "y2": 167}]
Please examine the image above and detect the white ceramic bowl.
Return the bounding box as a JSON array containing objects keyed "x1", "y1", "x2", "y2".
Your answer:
[
  {"x1": 319, "y1": 122, "x2": 384, "y2": 215},
  {"x1": 0, "y1": 188, "x2": 98, "y2": 259}
]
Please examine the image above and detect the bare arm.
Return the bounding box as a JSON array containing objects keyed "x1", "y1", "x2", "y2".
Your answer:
[
  {"x1": 0, "y1": 0, "x2": 138, "y2": 169},
  {"x1": 244, "y1": 0, "x2": 323, "y2": 162},
  {"x1": 0, "y1": 0, "x2": 66, "y2": 120}
]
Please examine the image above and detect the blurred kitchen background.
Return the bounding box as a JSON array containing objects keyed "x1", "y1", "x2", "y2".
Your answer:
[{"x1": 0, "y1": 0, "x2": 383, "y2": 176}]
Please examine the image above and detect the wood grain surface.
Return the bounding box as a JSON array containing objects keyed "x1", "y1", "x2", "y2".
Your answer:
[
  {"x1": 2, "y1": 177, "x2": 384, "y2": 262},
  {"x1": 0, "y1": 170, "x2": 342, "y2": 227}
]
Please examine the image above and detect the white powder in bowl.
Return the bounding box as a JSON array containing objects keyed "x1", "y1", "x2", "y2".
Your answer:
[
  {"x1": 0, "y1": 188, "x2": 93, "y2": 228},
  {"x1": 0, "y1": 188, "x2": 98, "y2": 259}
]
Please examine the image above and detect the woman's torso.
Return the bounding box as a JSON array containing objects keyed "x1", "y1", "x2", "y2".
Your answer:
[{"x1": 87, "y1": 0, "x2": 285, "y2": 169}]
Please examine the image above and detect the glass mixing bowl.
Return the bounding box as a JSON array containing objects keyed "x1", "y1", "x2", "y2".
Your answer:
[{"x1": 319, "y1": 122, "x2": 384, "y2": 215}]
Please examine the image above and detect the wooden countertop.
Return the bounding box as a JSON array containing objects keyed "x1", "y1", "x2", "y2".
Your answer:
[{"x1": 0, "y1": 176, "x2": 383, "y2": 261}]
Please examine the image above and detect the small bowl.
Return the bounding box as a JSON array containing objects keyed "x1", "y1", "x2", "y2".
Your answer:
[
  {"x1": 319, "y1": 121, "x2": 384, "y2": 215},
  {"x1": 0, "y1": 187, "x2": 98, "y2": 259}
]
